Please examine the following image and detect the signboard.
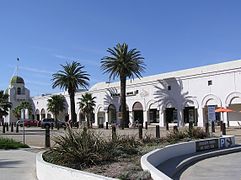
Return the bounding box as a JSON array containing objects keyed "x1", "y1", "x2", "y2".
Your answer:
[
  {"x1": 208, "y1": 105, "x2": 216, "y2": 122},
  {"x1": 196, "y1": 139, "x2": 219, "y2": 152},
  {"x1": 220, "y1": 137, "x2": 234, "y2": 148}
]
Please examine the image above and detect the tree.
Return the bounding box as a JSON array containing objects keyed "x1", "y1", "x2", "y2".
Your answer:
[
  {"x1": 78, "y1": 93, "x2": 96, "y2": 128},
  {"x1": 101, "y1": 43, "x2": 146, "y2": 128},
  {"x1": 52, "y1": 61, "x2": 90, "y2": 124},
  {"x1": 47, "y1": 94, "x2": 66, "y2": 125},
  {"x1": 12, "y1": 101, "x2": 33, "y2": 119},
  {"x1": 0, "y1": 91, "x2": 12, "y2": 121}
]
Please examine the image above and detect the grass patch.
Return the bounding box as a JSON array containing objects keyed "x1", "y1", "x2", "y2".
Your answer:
[{"x1": 0, "y1": 137, "x2": 29, "y2": 149}]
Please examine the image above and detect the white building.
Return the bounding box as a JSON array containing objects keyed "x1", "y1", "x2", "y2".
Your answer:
[{"x1": 6, "y1": 59, "x2": 241, "y2": 127}]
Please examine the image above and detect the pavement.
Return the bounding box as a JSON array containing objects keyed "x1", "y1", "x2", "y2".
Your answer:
[
  {"x1": 0, "y1": 148, "x2": 43, "y2": 180},
  {"x1": 180, "y1": 151, "x2": 241, "y2": 180}
]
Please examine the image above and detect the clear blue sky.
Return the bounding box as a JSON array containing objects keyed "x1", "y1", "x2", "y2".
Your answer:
[{"x1": 1, "y1": 0, "x2": 241, "y2": 96}]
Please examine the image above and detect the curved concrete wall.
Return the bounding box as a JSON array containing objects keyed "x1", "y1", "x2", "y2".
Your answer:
[
  {"x1": 36, "y1": 151, "x2": 116, "y2": 180},
  {"x1": 141, "y1": 136, "x2": 235, "y2": 180}
]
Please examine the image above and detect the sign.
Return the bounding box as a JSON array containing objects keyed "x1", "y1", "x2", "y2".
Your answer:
[
  {"x1": 196, "y1": 139, "x2": 219, "y2": 152},
  {"x1": 208, "y1": 105, "x2": 216, "y2": 122},
  {"x1": 220, "y1": 137, "x2": 234, "y2": 148}
]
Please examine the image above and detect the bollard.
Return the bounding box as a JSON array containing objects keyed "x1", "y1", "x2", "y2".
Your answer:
[
  {"x1": 145, "y1": 121, "x2": 148, "y2": 130},
  {"x1": 51, "y1": 123, "x2": 54, "y2": 130},
  {"x1": 6, "y1": 123, "x2": 9, "y2": 132},
  {"x1": 2, "y1": 123, "x2": 5, "y2": 133},
  {"x1": 205, "y1": 122, "x2": 209, "y2": 136},
  {"x1": 156, "y1": 125, "x2": 160, "y2": 138},
  {"x1": 139, "y1": 124, "x2": 143, "y2": 139},
  {"x1": 45, "y1": 126, "x2": 50, "y2": 148},
  {"x1": 11, "y1": 123, "x2": 14, "y2": 132},
  {"x1": 57, "y1": 123, "x2": 59, "y2": 130},
  {"x1": 189, "y1": 122, "x2": 193, "y2": 132},
  {"x1": 166, "y1": 122, "x2": 169, "y2": 131},
  {"x1": 220, "y1": 121, "x2": 223, "y2": 132},
  {"x1": 112, "y1": 125, "x2": 116, "y2": 140},
  {"x1": 211, "y1": 121, "x2": 215, "y2": 133},
  {"x1": 106, "y1": 122, "x2": 108, "y2": 129},
  {"x1": 222, "y1": 123, "x2": 226, "y2": 135},
  {"x1": 16, "y1": 124, "x2": 19, "y2": 133},
  {"x1": 173, "y1": 125, "x2": 178, "y2": 133}
]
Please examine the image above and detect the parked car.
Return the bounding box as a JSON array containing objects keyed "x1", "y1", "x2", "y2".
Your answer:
[
  {"x1": 41, "y1": 118, "x2": 66, "y2": 128},
  {"x1": 16, "y1": 119, "x2": 39, "y2": 127}
]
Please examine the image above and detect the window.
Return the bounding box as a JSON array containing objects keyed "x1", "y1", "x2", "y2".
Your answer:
[
  {"x1": 17, "y1": 87, "x2": 21, "y2": 95},
  {"x1": 168, "y1": 85, "x2": 171, "y2": 90},
  {"x1": 208, "y1": 80, "x2": 212, "y2": 86}
]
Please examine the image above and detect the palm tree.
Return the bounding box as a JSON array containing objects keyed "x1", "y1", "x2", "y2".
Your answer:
[
  {"x1": 52, "y1": 61, "x2": 90, "y2": 124},
  {"x1": 12, "y1": 101, "x2": 33, "y2": 119},
  {"x1": 0, "y1": 91, "x2": 12, "y2": 122},
  {"x1": 47, "y1": 94, "x2": 66, "y2": 126},
  {"x1": 101, "y1": 43, "x2": 146, "y2": 128},
  {"x1": 78, "y1": 93, "x2": 96, "y2": 128}
]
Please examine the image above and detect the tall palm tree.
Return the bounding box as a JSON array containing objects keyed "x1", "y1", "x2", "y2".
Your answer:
[
  {"x1": 78, "y1": 93, "x2": 96, "y2": 128},
  {"x1": 47, "y1": 95, "x2": 66, "y2": 126},
  {"x1": 12, "y1": 101, "x2": 33, "y2": 119},
  {"x1": 52, "y1": 61, "x2": 90, "y2": 124},
  {"x1": 101, "y1": 43, "x2": 146, "y2": 128},
  {"x1": 0, "y1": 91, "x2": 12, "y2": 121}
]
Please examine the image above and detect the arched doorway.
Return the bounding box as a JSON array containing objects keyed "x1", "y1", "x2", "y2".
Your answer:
[
  {"x1": 147, "y1": 101, "x2": 159, "y2": 123},
  {"x1": 108, "y1": 104, "x2": 117, "y2": 124},
  {"x1": 226, "y1": 92, "x2": 241, "y2": 126},
  {"x1": 41, "y1": 108, "x2": 46, "y2": 119},
  {"x1": 164, "y1": 101, "x2": 177, "y2": 124},
  {"x1": 47, "y1": 113, "x2": 52, "y2": 119},
  {"x1": 35, "y1": 109, "x2": 40, "y2": 120},
  {"x1": 133, "y1": 102, "x2": 143, "y2": 125},
  {"x1": 183, "y1": 99, "x2": 198, "y2": 126}
]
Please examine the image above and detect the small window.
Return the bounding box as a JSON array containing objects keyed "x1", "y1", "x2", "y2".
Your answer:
[
  {"x1": 208, "y1": 80, "x2": 212, "y2": 86},
  {"x1": 168, "y1": 85, "x2": 171, "y2": 90},
  {"x1": 17, "y1": 87, "x2": 21, "y2": 95}
]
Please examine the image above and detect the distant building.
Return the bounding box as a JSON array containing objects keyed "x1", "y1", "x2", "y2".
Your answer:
[
  {"x1": 5, "y1": 76, "x2": 31, "y2": 123},
  {"x1": 5, "y1": 59, "x2": 241, "y2": 127}
]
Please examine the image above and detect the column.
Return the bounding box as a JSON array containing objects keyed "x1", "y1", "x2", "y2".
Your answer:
[
  {"x1": 197, "y1": 107, "x2": 204, "y2": 127},
  {"x1": 159, "y1": 110, "x2": 165, "y2": 127},
  {"x1": 143, "y1": 110, "x2": 148, "y2": 123},
  {"x1": 177, "y1": 108, "x2": 183, "y2": 127}
]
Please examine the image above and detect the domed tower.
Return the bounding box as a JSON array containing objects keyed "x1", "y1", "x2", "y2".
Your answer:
[{"x1": 5, "y1": 75, "x2": 31, "y2": 123}]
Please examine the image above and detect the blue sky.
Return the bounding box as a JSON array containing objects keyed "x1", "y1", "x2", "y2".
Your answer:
[{"x1": 1, "y1": 0, "x2": 241, "y2": 96}]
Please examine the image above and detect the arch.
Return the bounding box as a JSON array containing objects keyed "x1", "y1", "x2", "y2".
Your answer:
[
  {"x1": 146, "y1": 100, "x2": 160, "y2": 110},
  {"x1": 225, "y1": 92, "x2": 241, "y2": 106},
  {"x1": 40, "y1": 108, "x2": 46, "y2": 119},
  {"x1": 132, "y1": 102, "x2": 143, "y2": 111},
  {"x1": 201, "y1": 94, "x2": 222, "y2": 108},
  {"x1": 35, "y1": 109, "x2": 40, "y2": 114},
  {"x1": 96, "y1": 104, "x2": 105, "y2": 112},
  {"x1": 183, "y1": 98, "x2": 199, "y2": 109}
]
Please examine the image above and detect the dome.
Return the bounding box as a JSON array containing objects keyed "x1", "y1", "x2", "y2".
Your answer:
[{"x1": 10, "y1": 76, "x2": 25, "y2": 85}]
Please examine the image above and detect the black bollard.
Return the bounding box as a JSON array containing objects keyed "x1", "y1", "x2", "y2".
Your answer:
[
  {"x1": 112, "y1": 125, "x2": 117, "y2": 140},
  {"x1": 51, "y1": 123, "x2": 54, "y2": 130},
  {"x1": 106, "y1": 122, "x2": 108, "y2": 129},
  {"x1": 57, "y1": 123, "x2": 59, "y2": 130},
  {"x1": 11, "y1": 123, "x2": 14, "y2": 132},
  {"x1": 220, "y1": 121, "x2": 223, "y2": 132},
  {"x1": 173, "y1": 125, "x2": 178, "y2": 133},
  {"x1": 211, "y1": 121, "x2": 215, "y2": 133},
  {"x1": 139, "y1": 124, "x2": 143, "y2": 139},
  {"x1": 166, "y1": 122, "x2": 169, "y2": 131},
  {"x1": 16, "y1": 124, "x2": 19, "y2": 133},
  {"x1": 222, "y1": 123, "x2": 226, "y2": 135},
  {"x1": 145, "y1": 121, "x2": 148, "y2": 130},
  {"x1": 6, "y1": 123, "x2": 9, "y2": 132},
  {"x1": 45, "y1": 126, "x2": 50, "y2": 148},
  {"x1": 2, "y1": 123, "x2": 5, "y2": 133},
  {"x1": 156, "y1": 125, "x2": 160, "y2": 138}
]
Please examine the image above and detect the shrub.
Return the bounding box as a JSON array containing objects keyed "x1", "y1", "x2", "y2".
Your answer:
[
  {"x1": 0, "y1": 137, "x2": 29, "y2": 149},
  {"x1": 187, "y1": 127, "x2": 207, "y2": 139}
]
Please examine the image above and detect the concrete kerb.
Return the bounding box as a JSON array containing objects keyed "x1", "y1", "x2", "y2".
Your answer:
[
  {"x1": 141, "y1": 135, "x2": 236, "y2": 180},
  {"x1": 36, "y1": 151, "x2": 117, "y2": 180}
]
